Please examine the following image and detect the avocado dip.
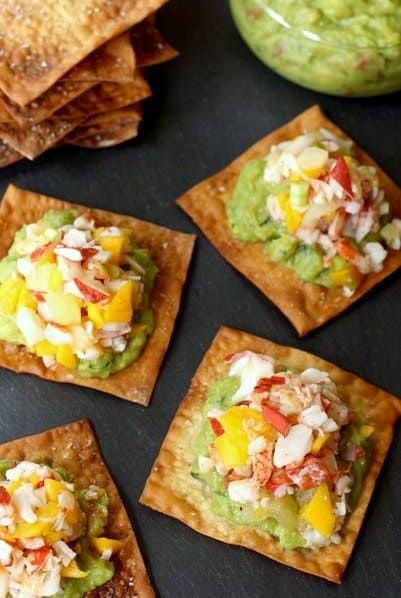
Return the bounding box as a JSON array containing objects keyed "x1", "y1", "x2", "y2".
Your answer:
[{"x1": 230, "y1": 0, "x2": 401, "y2": 96}]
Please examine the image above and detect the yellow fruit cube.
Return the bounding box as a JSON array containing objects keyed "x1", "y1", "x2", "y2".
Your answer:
[
  {"x1": 65, "y1": 500, "x2": 81, "y2": 525},
  {"x1": 329, "y1": 268, "x2": 352, "y2": 287},
  {"x1": 6, "y1": 480, "x2": 25, "y2": 495},
  {"x1": 44, "y1": 531, "x2": 63, "y2": 544},
  {"x1": 311, "y1": 433, "x2": 330, "y2": 455},
  {"x1": 14, "y1": 521, "x2": 52, "y2": 539},
  {"x1": 87, "y1": 303, "x2": 104, "y2": 328},
  {"x1": 103, "y1": 281, "x2": 133, "y2": 324},
  {"x1": 0, "y1": 527, "x2": 15, "y2": 543},
  {"x1": 35, "y1": 340, "x2": 57, "y2": 357},
  {"x1": 44, "y1": 478, "x2": 66, "y2": 501},
  {"x1": 37, "y1": 502, "x2": 59, "y2": 521},
  {"x1": 300, "y1": 483, "x2": 335, "y2": 538},
  {"x1": 39, "y1": 251, "x2": 56, "y2": 265},
  {"x1": 277, "y1": 193, "x2": 303, "y2": 234},
  {"x1": 215, "y1": 406, "x2": 275, "y2": 468},
  {"x1": 56, "y1": 345, "x2": 77, "y2": 369},
  {"x1": 45, "y1": 293, "x2": 81, "y2": 326},
  {"x1": 360, "y1": 425, "x2": 374, "y2": 438},
  {"x1": 0, "y1": 277, "x2": 25, "y2": 315},
  {"x1": 90, "y1": 537, "x2": 125, "y2": 555},
  {"x1": 61, "y1": 560, "x2": 89, "y2": 579},
  {"x1": 99, "y1": 236, "x2": 125, "y2": 265},
  {"x1": 17, "y1": 287, "x2": 37, "y2": 310}
]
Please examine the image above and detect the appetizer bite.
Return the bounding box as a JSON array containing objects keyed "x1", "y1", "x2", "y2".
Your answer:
[
  {"x1": 0, "y1": 185, "x2": 195, "y2": 404},
  {"x1": 177, "y1": 106, "x2": 401, "y2": 334},
  {"x1": 141, "y1": 326, "x2": 400, "y2": 582},
  {"x1": 0, "y1": 419, "x2": 154, "y2": 597}
]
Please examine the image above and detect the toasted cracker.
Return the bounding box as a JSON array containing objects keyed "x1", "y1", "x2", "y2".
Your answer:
[
  {"x1": 177, "y1": 105, "x2": 401, "y2": 335},
  {"x1": 67, "y1": 105, "x2": 143, "y2": 148},
  {"x1": 0, "y1": 33, "x2": 136, "y2": 127},
  {"x1": 0, "y1": 0, "x2": 166, "y2": 107},
  {"x1": 0, "y1": 419, "x2": 154, "y2": 597},
  {"x1": 0, "y1": 117, "x2": 84, "y2": 160},
  {"x1": 0, "y1": 139, "x2": 23, "y2": 167},
  {"x1": 0, "y1": 185, "x2": 195, "y2": 405},
  {"x1": 55, "y1": 73, "x2": 151, "y2": 121},
  {"x1": 132, "y1": 18, "x2": 178, "y2": 67},
  {"x1": 140, "y1": 326, "x2": 401, "y2": 582}
]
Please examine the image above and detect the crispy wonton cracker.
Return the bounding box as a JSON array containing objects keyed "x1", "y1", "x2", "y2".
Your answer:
[
  {"x1": 140, "y1": 325, "x2": 401, "y2": 583},
  {"x1": 0, "y1": 419, "x2": 154, "y2": 597},
  {"x1": 0, "y1": 185, "x2": 195, "y2": 405},
  {"x1": 67, "y1": 105, "x2": 143, "y2": 148},
  {"x1": 0, "y1": 32, "x2": 136, "y2": 127},
  {"x1": 177, "y1": 105, "x2": 401, "y2": 335},
  {"x1": 0, "y1": 0, "x2": 166, "y2": 106},
  {"x1": 132, "y1": 18, "x2": 179, "y2": 67}
]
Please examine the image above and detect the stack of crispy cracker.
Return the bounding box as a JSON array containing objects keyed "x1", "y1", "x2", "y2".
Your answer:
[{"x1": 0, "y1": 1, "x2": 177, "y2": 167}]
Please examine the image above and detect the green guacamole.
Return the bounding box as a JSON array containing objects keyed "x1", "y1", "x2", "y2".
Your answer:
[
  {"x1": 191, "y1": 374, "x2": 372, "y2": 549},
  {"x1": 230, "y1": 0, "x2": 401, "y2": 96},
  {"x1": 0, "y1": 210, "x2": 157, "y2": 380},
  {"x1": 227, "y1": 158, "x2": 358, "y2": 289}
]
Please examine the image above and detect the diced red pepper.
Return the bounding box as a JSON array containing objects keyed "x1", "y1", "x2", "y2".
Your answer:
[
  {"x1": 31, "y1": 291, "x2": 45, "y2": 302},
  {"x1": 80, "y1": 247, "x2": 98, "y2": 260},
  {"x1": 30, "y1": 546, "x2": 52, "y2": 570},
  {"x1": 330, "y1": 155, "x2": 354, "y2": 197},
  {"x1": 262, "y1": 404, "x2": 290, "y2": 436},
  {"x1": 36, "y1": 480, "x2": 45, "y2": 489},
  {"x1": 254, "y1": 376, "x2": 285, "y2": 393},
  {"x1": 336, "y1": 239, "x2": 359, "y2": 263},
  {"x1": 0, "y1": 487, "x2": 10, "y2": 504},
  {"x1": 208, "y1": 417, "x2": 224, "y2": 437},
  {"x1": 30, "y1": 242, "x2": 54, "y2": 261},
  {"x1": 224, "y1": 353, "x2": 235, "y2": 363}
]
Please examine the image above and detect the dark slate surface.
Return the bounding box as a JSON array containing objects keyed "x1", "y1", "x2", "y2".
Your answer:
[{"x1": 0, "y1": 1, "x2": 399, "y2": 597}]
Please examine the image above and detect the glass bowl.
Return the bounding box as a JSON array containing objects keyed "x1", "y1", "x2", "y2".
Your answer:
[{"x1": 230, "y1": 0, "x2": 401, "y2": 97}]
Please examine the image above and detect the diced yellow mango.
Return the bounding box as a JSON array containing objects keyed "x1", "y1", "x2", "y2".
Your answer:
[
  {"x1": 329, "y1": 268, "x2": 352, "y2": 287},
  {"x1": 35, "y1": 340, "x2": 57, "y2": 357},
  {"x1": 99, "y1": 236, "x2": 125, "y2": 265},
  {"x1": 215, "y1": 406, "x2": 275, "y2": 468},
  {"x1": 0, "y1": 277, "x2": 25, "y2": 315},
  {"x1": 343, "y1": 155, "x2": 353, "y2": 165},
  {"x1": 6, "y1": 480, "x2": 25, "y2": 495},
  {"x1": 44, "y1": 478, "x2": 66, "y2": 501},
  {"x1": 214, "y1": 433, "x2": 249, "y2": 469},
  {"x1": 91, "y1": 537, "x2": 124, "y2": 555},
  {"x1": 45, "y1": 293, "x2": 82, "y2": 326},
  {"x1": 360, "y1": 425, "x2": 374, "y2": 438},
  {"x1": 87, "y1": 303, "x2": 104, "y2": 328},
  {"x1": 37, "y1": 501, "x2": 59, "y2": 521},
  {"x1": 103, "y1": 281, "x2": 133, "y2": 324},
  {"x1": 14, "y1": 521, "x2": 52, "y2": 539},
  {"x1": 311, "y1": 433, "x2": 330, "y2": 455},
  {"x1": 277, "y1": 192, "x2": 304, "y2": 234},
  {"x1": 17, "y1": 287, "x2": 37, "y2": 310},
  {"x1": 300, "y1": 483, "x2": 336, "y2": 538},
  {"x1": 56, "y1": 345, "x2": 77, "y2": 369},
  {"x1": 61, "y1": 560, "x2": 89, "y2": 579}
]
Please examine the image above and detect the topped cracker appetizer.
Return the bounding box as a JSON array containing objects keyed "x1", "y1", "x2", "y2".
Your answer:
[
  {"x1": 140, "y1": 326, "x2": 401, "y2": 582},
  {"x1": 177, "y1": 106, "x2": 401, "y2": 334},
  {"x1": 0, "y1": 419, "x2": 154, "y2": 598},
  {"x1": 0, "y1": 185, "x2": 195, "y2": 404}
]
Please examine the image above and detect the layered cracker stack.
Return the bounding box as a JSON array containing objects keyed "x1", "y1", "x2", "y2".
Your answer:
[{"x1": 0, "y1": 1, "x2": 177, "y2": 167}]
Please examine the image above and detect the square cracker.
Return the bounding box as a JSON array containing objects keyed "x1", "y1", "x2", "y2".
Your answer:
[
  {"x1": 67, "y1": 105, "x2": 143, "y2": 148},
  {"x1": 140, "y1": 325, "x2": 401, "y2": 583},
  {"x1": 0, "y1": 0, "x2": 166, "y2": 107},
  {"x1": 177, "y1": 105, "x2": 401, "y2": 335},
  {"x1": 0, "y1": 419, "x2": 154, "y2": 597},
  {"x1": 0, "y1": 185, "x2": 195, "y2": 405}
]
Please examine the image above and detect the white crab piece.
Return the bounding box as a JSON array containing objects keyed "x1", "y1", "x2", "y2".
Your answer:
[
  {"x1": 73, "y1": 216, "x2": 95, "y2": 230},
  {"x1": 53, "y1": 541, "x2": 76, "y2": 567},
  {"x1": 198, "y1": 456, "x2": 214, "y2": 474},
  {"x1": 227, "y1": 479, "x2": 258, "y2": 504},
  {"x1": 228, "y1": 351, "x2": 275, "y2": 403},
  {"x1": 273, "y1": 424, "x2": 313, "y2": 468},
  {"x1": 299, "y1": 405, "x2": 328, "y2": 429},
  {"x1": 12, "y1": 484, "x2": 43, "y2": 523},
  {"x1": 53, "y1": 246, "x2": 82, "y2": 262},
  {"x1": 45, "y1": 324, "x2": 73, "y2": 346},
  {"x1": 16, "y1": 257, "x2": 34, "y2": 278},
  {"x1": 16, "y1": 307, "x2": 45, "y2": 345},
  {"x1": 56, "y1": 255, "x2": 83, "y2": 281},
  {"x1": 62, "y1": 228, "x2": 89, "y2": 249}
]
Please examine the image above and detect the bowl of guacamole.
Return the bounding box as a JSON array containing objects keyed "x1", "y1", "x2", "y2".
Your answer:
[{"x1": 230, "y1": 0, "x2": 401, "y2": 96}]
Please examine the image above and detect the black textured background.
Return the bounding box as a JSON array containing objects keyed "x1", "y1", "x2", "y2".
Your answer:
[{"x1": 0, "y1": 2, "x2": 400, "y2": 597}]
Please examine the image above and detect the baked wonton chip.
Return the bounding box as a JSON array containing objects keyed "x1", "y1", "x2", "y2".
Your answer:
[
  {"x1": 140, "y1": 326, "x2": 401, "y2": 582},
  {"x1": 67, "y1": 105, "x2": 143, "y2": 148},
  {"x1": 177, "y1": 105, "x2": 401, "y2": 335},
  {"x1": 0, "y1": 0, "x2": 166, "y2": 106},
  {"x1": 0, "y1": 185, "x2": 195, "y2": 405},
  {"x1": 0, "y1": 419, "x2": 154, "y2": 597}
]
